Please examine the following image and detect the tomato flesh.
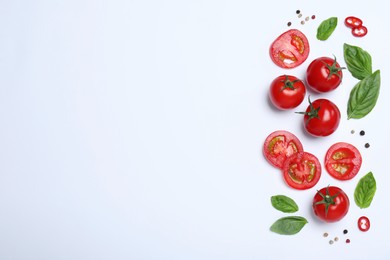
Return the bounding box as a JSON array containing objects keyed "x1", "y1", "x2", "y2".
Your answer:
[
  {"x1": 282, "y1": 152, "x2": 321, "y2": 190},
  {"x1": 270, "y1": 29, "x2": 310, "y2": 69},
  {"x1": 263, "y1": 130, "x2": 303, "y2": 169},
  {"x1": 325, "y1": 142, "x2": 362, "y2": 180},
  {"x1": 358, "y1": 216, "x2": 370, "y2": 232}
]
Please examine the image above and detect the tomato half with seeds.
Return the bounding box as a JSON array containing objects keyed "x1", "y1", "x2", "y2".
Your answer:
[
  {"x1": 313, "y1": 186, "x2": 350, "y2": 222},
  {"x1": 263, "y1": 130, "x2": 304, "y2": 169},
  {"x1": 325, "y1": 142, "x2": 362, "y2": 180},
  {"x1": 269, "y1": 29, "x2": 310, "y2": 69},
  {"x1": 282, "y1": 151, "x2": 321, "y2": 190}
]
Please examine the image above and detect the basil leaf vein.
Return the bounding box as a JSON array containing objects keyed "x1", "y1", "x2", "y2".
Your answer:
[
  {"x1": 271, "y1": 195, "x2": 299, "y2": 213},
  {"x1": 316, "y1": 17, "x2": 338, "y2": 41},
  {"x1": 354, "y1": 172, "x2": 377, "y2": 209},
  {"x1": 270, "y1": 216, "x2": 308, "y2": 235},
  {"x1": 347, "y1": 70, "x2": 380, "y2": 119},
  {"x1": 344, "y1": 43, "x2": 372, "y2": 80}
]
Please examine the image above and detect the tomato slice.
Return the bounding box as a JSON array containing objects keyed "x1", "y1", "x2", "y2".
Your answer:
[
  {"x1": 282, "y1": 152, "x2": 321, "y2": 190},
  {"x1": 269, "y1": 29, "x2": 310, "y2": 69},
  {"x1": 263, "y1": 130, "x2": 304, "y2": 169},
  {"x1": 358, "y1": 216, "x2": 370, "y2": 232},
  {"x1": 352, "y1": 26, "x2": 368, "y2": 37},
  {"x1": 344, "y1": 16, "x2": 363, "y2": 28},
  {"x1": 325, "y1": 142, "x2": 362, "y2": 180}
]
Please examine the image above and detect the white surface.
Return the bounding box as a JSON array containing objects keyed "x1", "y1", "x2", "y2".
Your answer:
[{"x1": 0, "y1": 0, "x2": 389, "y2": 259}]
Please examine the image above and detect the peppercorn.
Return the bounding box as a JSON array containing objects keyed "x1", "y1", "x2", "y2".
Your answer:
[
  {"x1": 296, "y1": 10, "x2": 301, "y2": 14},
  {"x1": 343, "y1": 229, "x2": 348, "y2": 234},
  {"x1": 365, "y1": 143, "x2": 370, "y2": 148},
  {"x1": 360, "y1": 130, "x2": 365, "y2": 136},
  {"x1": 346, "y1": 239, "x2": 351, "y2": 243},
  {"x1": 287, "y1": 22, "x2": 292, "y2": 26}
]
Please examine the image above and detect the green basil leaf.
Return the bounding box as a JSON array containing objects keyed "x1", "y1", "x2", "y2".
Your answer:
[
  {"x1": 270, "y1": 216, "x2": 308, "y2": 235},
  {"x1": 354, "y1": 172, "x2": 377, "y2": 209},
  {"x1": 316, "y1": 17, "x2": 338, "y2": 41},
  {"x1": 343, "y1": 43, "x2": 372, "y2": 80},
  {"x1": 271, "y1": 195, "x2": 299, "y2": 213},
  {"x1": 347, "y1": 70, "x2": 380, "y2": 119}
]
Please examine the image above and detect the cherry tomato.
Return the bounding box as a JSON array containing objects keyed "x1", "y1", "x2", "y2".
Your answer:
[
  {"x1": 325, "y1": 142, "x2": 362, "y2": 180},
  {"x1": 358, "y1": 216, "x2": 370, "y2": 232},
  {"x1": 344, "y1": 16, "x2": 363, "y2": 28},
  {"x1": 305, "y1": 56, "x2": 344, "y2": 93},
  {"x1": 263, "y1": 130, "x2": 304, "y2": 169},
  {"x1": 269, "y1": 29, "x2": 310, "y2": 69},
  {"x1": 282, "y1": 151, "x2": 321, "y2": 190},
  {"x1": 352, "y1": 26, "x2": 368, "y2": 37},
  {"x1": 269, "y1": 75, "x2": 306, "y2": 110},
  {"x1": 313, "y1": 186, "x2": 350, "y2": 223},
  {"x1": 298, "y1": 97, "x2": 341, "y2": 137}
]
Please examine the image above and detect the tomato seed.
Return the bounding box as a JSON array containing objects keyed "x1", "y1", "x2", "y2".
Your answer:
[
  {"x1": 360, "y1": 130, "x2": 365, "y2": 136},
  {"x1": 365, "y1": 143, "x2": 370, "y2": 148},
  {"x1": 343, "y1": 229, "x2": 348, "y2": 234}
]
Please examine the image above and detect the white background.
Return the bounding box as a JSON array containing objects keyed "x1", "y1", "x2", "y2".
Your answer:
[{"x1": 1, "y1": 0, "x2": 389, "y2": 259}]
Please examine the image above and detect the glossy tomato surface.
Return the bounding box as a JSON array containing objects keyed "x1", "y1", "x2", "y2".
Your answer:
[
  {"x1": 313, "y1": 186, "x2": 350, "y2": 222},
  {"x1": 269, "y1": 75, "x2": 306, "y2": 110},
  {"x1": 305, "y1": 56, "x2": 344, "y2": 93},
  {"x1": 325, "y1": 142, "x2": 362, "y2": 180},
  {"x1": 301, "y1": 98, "x2": 341, "y2": 137},
  {"x1": 282, "y1": 151, "x2": 321, "y2": 190},
  {"x1": 269, "y1": 29, "x2": 310, "y2": 69},
  {"x1": 263, "y1": 130, "x2": 303, "y2": 169}
]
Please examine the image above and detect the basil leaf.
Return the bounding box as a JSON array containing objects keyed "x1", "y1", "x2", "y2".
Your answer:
[
  {"x1": 354, "y1": 172, "x2": 377, "y2": 209},
  {"x1": 343, "y1": 43, "x2": 372, "y2": 80},
  {"x1": 347, "y1": 70, "x2": 380, "y2": 119},
  {"x1": 270, "y1": 216, "x2": 308, "y2": 235},
  {"x1": 271, "y1": 195, "x2": 299, "y2": 213},
  {"x1": 316, "y1": 17, "x2": 337, "y2": 40}
]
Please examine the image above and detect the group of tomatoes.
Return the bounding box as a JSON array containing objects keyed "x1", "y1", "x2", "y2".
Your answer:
[{"x1": 265, "y1": 28, "x2": 363, "y2": 223}]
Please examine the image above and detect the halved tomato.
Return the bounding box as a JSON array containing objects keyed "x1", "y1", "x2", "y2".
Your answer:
[
  {"x1": 269, "y1": 29, "x2": 310, "y2": 69},
  {"x1": 282, "y1": 152, "x2": 321, "y2": 190},
  {"x1": 325, "y1": 142, "x2": 362, "y2": 180},
  {"x1": 263, "y1": 130, "x2": 303, "y2": 169}
]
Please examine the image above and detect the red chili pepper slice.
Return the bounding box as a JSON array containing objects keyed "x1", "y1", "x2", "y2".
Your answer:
[
  {"x1": 352, "y1": 26, "x2": 368, "y2": 37},
  {"x1": 358, "y1": 216, "x2": 370, "y2": 232},
  {"x1": 345, "y1": 16, "x2": 363, "y2": 28}
]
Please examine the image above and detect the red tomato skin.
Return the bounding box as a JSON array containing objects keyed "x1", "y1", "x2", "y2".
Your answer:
[
  {"x1": 269, "y1": 29, "x2": 310, "y2": 69},
  {"x1": 345, "y1": 16, "x2": 363, "y2": 28},
  {"x1": 313, "y1": 186, "x2": 350, "y2": 223},
  {"x1": 303, "y1": 99, "x2": 341, "y2": 137},
  {"x1": 358, "y1": 216, "x2": 370, "y2": 232},
  {"x1": 325, "y1": 142, "x2": 362, "y2": 180},
  {"x1": 305, "y1": 57, "x2": 343, "y2": 93},
  {"x1": 263, "y1": 130, "x2": 304, "y2": 169},
  {"x1": 282, "y1": 151, "x2": 321, "y2": 190},
  {"x1": 269, "y1": 75, "x2": 306, "y2": 110}
]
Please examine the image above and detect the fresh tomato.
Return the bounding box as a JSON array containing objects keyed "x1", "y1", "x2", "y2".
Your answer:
[
  {"x1": 344, "y1": 16, "x2": 363, "y2": 28},
  {"x1": 358, "y1": 216, "x2": 370, "y2": 232},
  {"x1": 298, "y1": 97, "x2": 341, "y2": 137},
  {"x1": 269, "y1": 29, "x2": 310, "y2": 69},
  {"x1": 325, "y1": 142, "x2": 362, "y2": 180},
  {"x1": 282, "y1": 151, "x2": 321, "y2": 190},
  {"x1": 263, "y1": 130, "x2": 304, "y2": 169},
  {"x1": 269, "y1": 75, "x2": 306, "y2": 110},
  {"x1": 352, "y1": 26, "x2": 368, "y2": 37},
  {"x1": 313, "y1": 186, "x2": 350, "y2": 222},
  {"x1": 305, "y1": 56, "x2": 344, "y2": 93}
]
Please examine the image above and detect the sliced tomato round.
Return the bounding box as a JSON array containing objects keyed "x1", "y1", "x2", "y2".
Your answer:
[
  {"x1": 269, "y1": 29, "x2": 310, "y2": 69},
  {"x1": 282, "y1": 152, "x2": 321, "y2": 190},
  {"x1": 263, "y1": 130, "x2": 304, "y2": 169},
  {"x1": 325, "y1": 142, "x2": 362, "y2": 180}
]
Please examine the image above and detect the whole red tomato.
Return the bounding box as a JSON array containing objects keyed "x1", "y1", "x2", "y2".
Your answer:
[
  {"x1": 305, "y1": 56, "x2": 344, "y2": 93},
  {"x1": 313, "y1": 186, "x2": 350, "y2": 223},
  {"x1": 298, "y1": 97, "x2": 340, "y2": 137},
  {"x1": 269, "y1": 75, "x2": 306, "y2": 110}
]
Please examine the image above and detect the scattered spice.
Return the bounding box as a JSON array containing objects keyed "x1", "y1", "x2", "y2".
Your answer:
[
  {"x1": 360, "y1": 130, "x2": 365, "y2": 136},
  {"x1": 351, "y1": 130, "x2": 355, "y2": 134},
  {"x1": 298, "y1": 13, "x2": 303, "y2": 18},
  {"x1": 305, "y1": 16, "x2": 310, "y2": 21},
  {"x1": 301, "y1": 21, "x2": 305, "y2": 25},
  {"x1": 343, "y1": 229, "x2": 348, "y2": 234},
  {"x1": 334, "y1": 237, "x2": 339, "y2": 242},
  {"x1": 287, "y1": 22, "x2": 292, "y2": 27},
  {"x1": 346, "y1": 239, "x2": 351, "y2": 243},
  {"x1": 329, "y1": 240, "x2": 334, "y2": 245},
  {"x1": 323, "y1": 232, "x2": 329, "y2": 237},
  {"x1": 296, "y1": 10, "x2": 301, "y2": 14},
  {"x1": 311, "y1": 15, "x2": 316, "y2": 20},
  {"x1": 365, "y1": 143, "x2": 370, "y2": 148}
]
